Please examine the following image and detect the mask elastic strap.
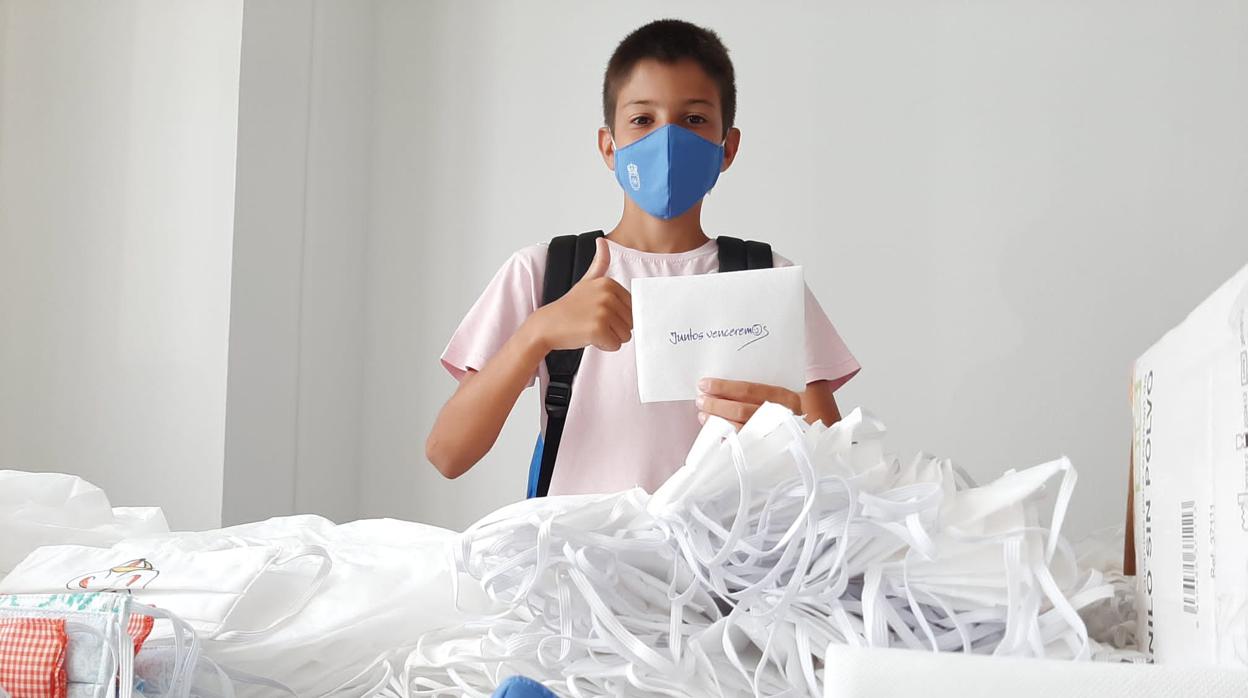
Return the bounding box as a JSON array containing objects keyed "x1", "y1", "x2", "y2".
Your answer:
[
  {"x1": 130, "y1": 601, "x2": 199, "y2": 698},
  {"x1": 111, "y1": 607, "x2": 135, "y2": 698},
  {"x1": 203, "y1": 658, "x2": 237, "y2": 698},
  {"x1": 137, "y1": 607, "x2": 300, "y2": 697},
  {"x1": 211, "y1": 544, "x2": 333, "y2": 642}
]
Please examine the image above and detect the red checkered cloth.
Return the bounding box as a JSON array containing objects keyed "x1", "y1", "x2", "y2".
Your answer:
[
  {"x1": 0, "y1": 617, "x2": 68, "y2": 698},
  {"x1": 126, "y1": 614, "x2": 153, "y2": 657}
]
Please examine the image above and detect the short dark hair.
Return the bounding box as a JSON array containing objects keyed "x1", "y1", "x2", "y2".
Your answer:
[{"x1": 602, "y1": 19, "x2": 736, "y2": 137}]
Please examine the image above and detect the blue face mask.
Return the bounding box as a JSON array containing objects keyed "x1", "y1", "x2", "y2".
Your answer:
[{"x1": 611, "y1": 124, "x2": 726, "y2": 220}]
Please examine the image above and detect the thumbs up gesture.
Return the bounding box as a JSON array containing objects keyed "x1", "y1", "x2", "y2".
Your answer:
[{"x1": 529, "y1": 237, "x2": 634, "y2": 352}]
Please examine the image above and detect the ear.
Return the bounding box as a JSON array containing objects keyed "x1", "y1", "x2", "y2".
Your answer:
[
  {"x1": 721, "y1": 127, "x2": 742, "y2": 172},
  {"x1": 598, "y1": 126, "x2": 616, "y2": 171}
]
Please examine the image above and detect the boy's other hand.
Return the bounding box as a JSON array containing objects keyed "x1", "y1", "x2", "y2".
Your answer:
[
  {"x1": 529, "y1": 237, "x2": 633, "y2": 353},
  {"x1": 695, "y1": 378, "x2": 803, "y2": 430}
]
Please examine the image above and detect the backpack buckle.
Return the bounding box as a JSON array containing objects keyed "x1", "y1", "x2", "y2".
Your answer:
[{"x1": 544, "y1": 378, "x2": 573, "y2": 419}]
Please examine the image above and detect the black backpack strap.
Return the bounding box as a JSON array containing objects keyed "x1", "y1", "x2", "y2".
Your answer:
[
  {"x1": 717, "y1": 235, "x2": 773, "y2": 272},
  {"x1": 534, "y1": 230, "x2": 604, "y2": 497}
]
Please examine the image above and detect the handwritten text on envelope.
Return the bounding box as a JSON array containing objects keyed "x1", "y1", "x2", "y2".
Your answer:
[{"x1": 631, "y1": 266, "x2": 806, "y2": 403}]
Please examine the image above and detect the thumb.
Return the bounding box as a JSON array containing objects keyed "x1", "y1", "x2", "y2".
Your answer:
[{"x1": 579, "y1": 237, "x2": 611, "y2": 283}]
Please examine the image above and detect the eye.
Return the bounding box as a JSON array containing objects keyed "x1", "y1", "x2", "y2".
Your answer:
[
  {"x1": 686, "y1": 114, "x2": 708, "y2": 125},
  {"x1": 630, "y1": 115, "x2": 652, "y2": 126}
]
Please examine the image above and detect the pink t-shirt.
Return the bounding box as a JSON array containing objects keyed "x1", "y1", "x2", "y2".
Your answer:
[{"x1": 440, "y1": 238, "x2": 860, "y2": 496}]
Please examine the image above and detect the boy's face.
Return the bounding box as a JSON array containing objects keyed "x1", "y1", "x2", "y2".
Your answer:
[{"x1": 599, "y1": 58, "x2": 741, "y2": 174}]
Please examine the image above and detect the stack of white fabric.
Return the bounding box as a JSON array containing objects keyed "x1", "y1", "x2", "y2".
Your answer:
[{"x1": 401, "y1": 405, "x2": 1125, "y2": 697}]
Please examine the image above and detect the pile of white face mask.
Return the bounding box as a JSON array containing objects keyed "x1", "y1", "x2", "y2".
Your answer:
[
  {"x1": 0, "y1": 591, "x2": 205, "y2": 698},
  {"x1": 400, "y1": 404, "x2": 1123, "y2": 697}
]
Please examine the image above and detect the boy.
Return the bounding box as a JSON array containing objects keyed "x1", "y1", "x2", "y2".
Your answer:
[{"x1": 426, "y1": 19, "x2": 859, "y2": 496}]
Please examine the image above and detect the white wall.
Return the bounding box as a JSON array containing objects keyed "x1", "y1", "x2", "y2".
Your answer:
[
  {"x1": 362, "y1": 1, "x2": 548, "y2": 527},
  {"x1": 361, "y1": 0, "x2": 1248, "y2": 535},
  {"x1": 0, "y1": 0, "x2": 372, "y2": 529},
  {"x1": 223, "y1": 0, "x2": 373, "y2": 526},
  {"x1": 3, "y1": 1, "x2": 1245, "y2": 537},
  {"x1": 0, "y1": 0, "x2": 244, "y2": 530}
]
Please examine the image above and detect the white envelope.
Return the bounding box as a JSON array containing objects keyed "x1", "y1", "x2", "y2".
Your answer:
[{"x1": 632, "y1": 266, "x2": 806, "y2": 403}]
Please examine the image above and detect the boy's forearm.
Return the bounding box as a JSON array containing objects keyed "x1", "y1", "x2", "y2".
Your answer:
[
  {"x1": 801, "y1": 380, "x2": 842, "y2": 427},
  {"x1": 426, "y1": 319, "x2": 550, "y2": 478}
]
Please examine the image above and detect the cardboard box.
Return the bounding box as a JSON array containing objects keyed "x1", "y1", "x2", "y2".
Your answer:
[{"x1": 1130, "y1": 262, "x2": 1248, "y2": 667}]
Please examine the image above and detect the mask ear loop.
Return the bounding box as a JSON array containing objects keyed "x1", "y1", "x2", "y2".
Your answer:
[
  {"x1": 129, "y1": 601, "x2": 198, "y2": 698},
  {"x1": 106, "y1": 603, "x2": 135, "y2": 698},
  {"x1": 718, "y1": 415, "x2": 823, "y2": 692},
  {"x1": 441, "y1": 497, "x2": 693, "y2": 695},
  {"x1": 204, "y1": 658, "x2": 237, "y2": 698},
  {"x1": 210, "y1": 544, "x2": 333, "y2": 643}
]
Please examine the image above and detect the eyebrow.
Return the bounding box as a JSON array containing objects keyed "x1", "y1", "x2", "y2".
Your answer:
[{"x1": 623, "y1": 98, "x2": 716, "y2": 108}]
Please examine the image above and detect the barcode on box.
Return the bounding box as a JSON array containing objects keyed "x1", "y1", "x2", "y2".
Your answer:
[{"x1": 1181, "y1": 499, "x2": 1198, "y2": 614}]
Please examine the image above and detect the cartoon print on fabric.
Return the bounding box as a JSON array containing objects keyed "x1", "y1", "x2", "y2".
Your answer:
[{"x1": 66, "y1": 558, "x2": 160, "y2": 592}]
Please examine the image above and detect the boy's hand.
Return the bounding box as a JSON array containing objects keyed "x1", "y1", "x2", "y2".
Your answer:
[
  {"x1": 695, "y1": 378, "x2": 803, "y2": 430},
  {"x1": 529, "y1": 237, "x2": 633, "y2": 352}
]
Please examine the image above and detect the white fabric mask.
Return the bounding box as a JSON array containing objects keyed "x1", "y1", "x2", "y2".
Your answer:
[{"x1": 0, "y1": 541, "x2": 330, "y2": 642}]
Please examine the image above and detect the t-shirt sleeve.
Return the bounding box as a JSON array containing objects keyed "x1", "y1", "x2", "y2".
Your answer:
[
  {"x1": 802, "y1": 286, "x2": 860, "y2": 390},
  {"x1": 440, "y1": 247, "x2": 543, "y2": 385},
  {"x1": 773, "y1": 252, "x2": 860, "y2": 390}
]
